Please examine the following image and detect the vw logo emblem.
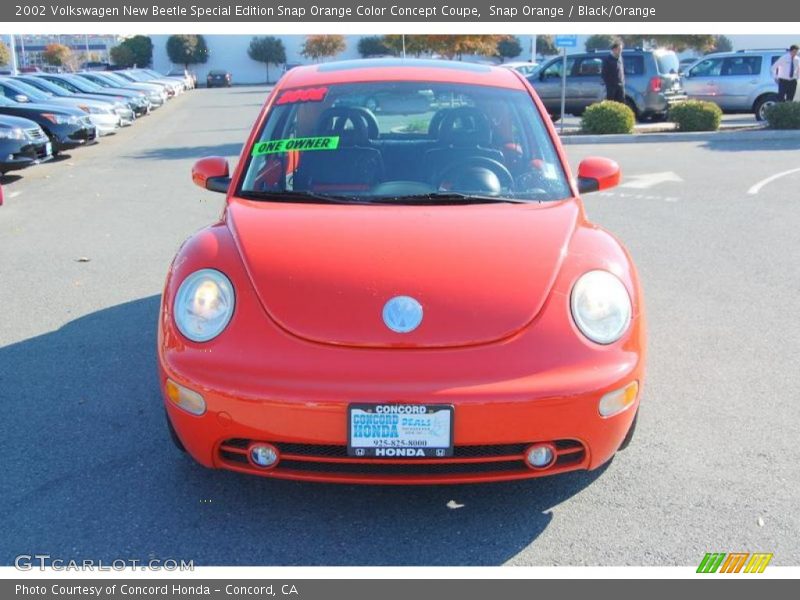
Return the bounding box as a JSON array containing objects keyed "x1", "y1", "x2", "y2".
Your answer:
[{"x1": 382, "y1": 296, "x2": 423, "y2": 333}]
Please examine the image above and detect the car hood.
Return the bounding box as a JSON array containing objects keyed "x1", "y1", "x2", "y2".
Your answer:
[
  {"x1": 0, "y1": 114, "x2": 40, "y2": 128},
  {"x1": 227, "y1": 197, "x2": 579, "y2": 348},
  {"x1": 0, "y1": 101, "x2": 82, "y2": 116}
]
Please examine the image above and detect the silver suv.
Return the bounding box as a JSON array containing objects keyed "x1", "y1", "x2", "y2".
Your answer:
[
  {"x1": 682, "y1": 49, "x2": 797, "y2": 120},
  {"x1": 528, "y1": 48, "x2": 687, "y2": 121}
]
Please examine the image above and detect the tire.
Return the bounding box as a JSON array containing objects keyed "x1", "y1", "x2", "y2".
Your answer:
[
  {"x1": 618, "y1": 411, "x2": 638, "y2": 451},
  {"x1": 754, "y1": 94, "x2": 778, "y2": 121},
  {"x1": 625, "y1": 98, "x2": 643, "y2": 122},
  {"x1": 165, "y1": 410, "x2": 187, "y2": 453}
]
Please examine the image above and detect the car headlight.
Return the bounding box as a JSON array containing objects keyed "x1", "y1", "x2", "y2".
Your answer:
[
  {"x1": 174, "y1": 269, "x2": 235, "y2": 342},
  {"x1": 570, "y1": 270, "x2": 632, "y2": 345},
  {"x1": 42, "y1": 113, "x2": 80, "y2": 125},
  {"x1": 0, "y1": 127, "x2": 25, "y2": 140}
]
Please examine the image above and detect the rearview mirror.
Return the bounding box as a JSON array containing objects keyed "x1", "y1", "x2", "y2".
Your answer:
[
  {"x1": 191, "y1": 156, "x2": 230, "y2": 194},
  {"x1": 577, "y1": 157, "x2": 621, "y2": 194}
]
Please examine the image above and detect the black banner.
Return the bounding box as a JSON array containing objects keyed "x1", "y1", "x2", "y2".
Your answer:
[{"x1": 3, "y1": 0, "x2": 798, "y2": 22}]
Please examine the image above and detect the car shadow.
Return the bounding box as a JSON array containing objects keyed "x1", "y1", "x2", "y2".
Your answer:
[
  {"x1": 0, "y1": 173, "x2": 23, "y2": 185},
  {"x1": 126, "y1": 143, "x2": 243, "y2": 161},
  {"x1": 0, "y1": 296, "x2": 606, "y2": 566},
  {"x1": 701, "y1": 136, "x2": 800, "y2": 152}
]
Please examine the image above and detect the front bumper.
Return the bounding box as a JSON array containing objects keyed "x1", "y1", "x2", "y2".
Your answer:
[
  {"x1": 48, "y1": 122, "x2": 98, "y2": 151},
  {"x1": 88, "y1": 113, "x2": 120, "y2": 135},
  {"x1": 162, "y1": 361, "x2": 642, "y2": 485}
]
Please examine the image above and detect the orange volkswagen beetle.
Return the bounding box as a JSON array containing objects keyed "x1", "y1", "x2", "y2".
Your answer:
[{"x1": 159, "y1": 59, "x2": 645, "y2": 484}]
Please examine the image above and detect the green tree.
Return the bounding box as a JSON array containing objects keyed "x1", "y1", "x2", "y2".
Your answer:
[
  {"x1": 585, "y1": 34, "x2": 615, "y2": 52},
  {"x1": 536, "y1": 35, "x2": 557, "y2": 57},
  {"x1": 496, "y1": 36, "x2": 522, "y2": 62},
  {"x1": 0, "y1": 41, "x2": 10, "y2": 67},
  {"x1": 301, "y1": 35, "x2": 346, "y2": 62},
  {"x1": 110, "y1": 44, "x2": 136, "y2": 68},
  {"x1": 708, "y1": 35, "x2": 733, "y2": 54},
  {"x1": 426, "y1": 35, "x2": 505, "y2": 60},
  {"x1": 619, "y1": 35, "x2": 716, "y2": 53},
  {"x1": 42, "y1": 43, "x2": 72, "y2": 67},
  {"x1": 358, "y1": 36, "x2": 393, "y2": 58},
  {"x1": 119, "y1": 35, "x2": 153, "y2": 67},
  {"x1": 381, "y1": 35, "x2": 431, "y2": 57},
  {"x1": 248, "y1": 36, "x2": 286, "y2": 83},
  {"x1": 166, "y1": 34, "x2": 209, "y2": 70}
]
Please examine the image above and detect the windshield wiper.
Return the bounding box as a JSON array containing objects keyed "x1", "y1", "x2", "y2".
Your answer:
[
  {"x1": 387, "y1": 192, "x2": 532, "y2": 205},
  {"x1": 238, "y1": 190, "x2": 370, "y2": 205}
]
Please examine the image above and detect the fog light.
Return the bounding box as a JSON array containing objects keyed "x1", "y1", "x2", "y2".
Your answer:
[
  {"x1": 599, "y1": 381, "x2": 639, "y2": 417},
  {"x1": 524, "y1": 443, "x2": 556, "y2": 470},
  {"x1": 249, "y1": 443, "x2": 279, "y2": 469},
  {"x1": 165, "y1": 379, "x2": 206, "y2": 416}
]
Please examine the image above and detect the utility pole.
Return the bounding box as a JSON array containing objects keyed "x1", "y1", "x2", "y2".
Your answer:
[{"x1": 8, "y1": 34, "x2": 19, "y2": 75}]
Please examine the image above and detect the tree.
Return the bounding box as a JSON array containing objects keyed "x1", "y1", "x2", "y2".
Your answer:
[
  {"x1": 585, "y1": 34, "x2": 615, "y2": 52},
  {"x1": 301, "y1": 35, "x2": 346, "y2": 62},
  {"x1": 42, "y1": 43, "x2": 72, "y2": 67},
  {"x1": 166, "y1": 34, "x2": 209, "y2": 70},
  {"x1": 708, "y1": 35, "x2": 733, "y2": 54},
  {"x1": 358, "y1": 36, "x2": 393, "y2": 58},
  {"x1": 425, "y1": 35, "x2": 505, "y2": 60},
  {"x1": 619, "y1": 35, "x2": 716, "y2": 53},
  {"x1": 110, "y1": 44, "x2": 136, "y2": 68},
  {"x1": 248, "y1": 36, "x2": 286, "y2": 83},
  {"x1": 536, "y1": 36, "x2": 557, "y2": 57},
  {"x1": 496, "y1": 36, "x2": 522, "y2": 62},
  {"x1": 381, "y1": 35, "x2": 431, "y2": 57},
  {"x1": 119, "y1": 35, "x2": 153, "y2": 67},
  {"x1": 0, "y1": 41, "x2": 10, "y2": 67}
]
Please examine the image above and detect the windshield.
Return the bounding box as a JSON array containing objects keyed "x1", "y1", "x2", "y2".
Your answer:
[
  {"x1": 100, "y1": 72, "x2": 128, "y2": 86},
  {"x1": 5, "y1": 79, "x2": 51, "y2": 101},
  {"x1": 17, "y1": 76, "x2": 68, "y2": 96},
  {"x1": 239, "y1": 81, "x2": 571, "y2": 203},
  {"x1": 62, "y1": 76, "x2": 102, "y2": 93}
]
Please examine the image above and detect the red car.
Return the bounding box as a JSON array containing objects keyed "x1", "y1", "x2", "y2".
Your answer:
[{"x1": 159, "y1": 59, "x2": 646, "y2": 484}]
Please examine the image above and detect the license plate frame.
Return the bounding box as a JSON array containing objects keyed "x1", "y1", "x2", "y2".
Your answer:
[{"x1": 347, "y1": 404, "x2": 454, "y2": 458}]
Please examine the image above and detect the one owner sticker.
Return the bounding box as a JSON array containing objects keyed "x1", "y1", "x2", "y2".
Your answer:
[{"x1": 251, "y1": 136, "x2": 340, "y2": 156}]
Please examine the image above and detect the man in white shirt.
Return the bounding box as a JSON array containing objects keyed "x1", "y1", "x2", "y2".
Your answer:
[{"x1": 772, "y1": 45, "x2": 799, "y2": 102}]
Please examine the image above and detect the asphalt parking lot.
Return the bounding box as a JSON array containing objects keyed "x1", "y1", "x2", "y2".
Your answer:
[{"x1": 1, "y1": 85, "x2": 798, "y2": 567}]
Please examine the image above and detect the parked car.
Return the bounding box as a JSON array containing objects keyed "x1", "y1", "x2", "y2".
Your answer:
[
  {"x1": 0, "y1": 95, "x2": 96, "y2": 154},
  {"x1": 0, "y1": 115, "x2": 52, "y2": 174},
  {"x1": 0, "y1": 77, "x2": 122, "y2": 136},
  {"x1": 12, "y1": 75, "x2": 135, "y2": 125},
  {"x1": 125, "y1": 69, "x2": 185, "y2": 95},
  {"x1": 501, "y1": 61, "x2": 539, "y2": 76},
  {"x1": 679, "y1": 57, "x2": 700, "y2": 74},
  {"x1": 161, "y1": 59, "x2": 645, "y2": 484},
  {"x1": 530, "y1": 48, "x2": 687, "y2": 121},
  {"x1": 33, "y1": 73, "x2": 152, "y2": 117},
  {"x1": 206, "y1": 70, "x2": 232, "y2": 88},
  {"x1": 114, "y1": 70, "x2": 178, "y2": 99},
  {"x1": 76, "y1": 71, "x2": 166, "y2": 107},
  {"x1": 165, "y1": 67, "x2": 197, "y2": 89},
  {"x1": 681, "y1": 49, "x2": 795, "y2": 120}
]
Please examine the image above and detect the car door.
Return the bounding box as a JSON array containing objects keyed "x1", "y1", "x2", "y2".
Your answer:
[
  {"x1": 682, "y1": 57, "x2": 725, "y2": 106},
  {"x1": 572, "y1": 56, "x2": 605, "y2": 111},
  {"x1": 528, "y1": 57, "x2": 577, "y2": 115},
  {"x1": 717, "y1": 56, "x2": 762, "y2": 110}
]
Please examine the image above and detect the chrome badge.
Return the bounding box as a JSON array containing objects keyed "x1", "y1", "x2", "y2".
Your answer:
[{"x1": 382, "y1": 296, "x2": 423, "y2": 333}]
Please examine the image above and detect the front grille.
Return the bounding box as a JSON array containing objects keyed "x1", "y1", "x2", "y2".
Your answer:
[{"x1": 218, "y1": 438, "x2": 587, "y2": 481}]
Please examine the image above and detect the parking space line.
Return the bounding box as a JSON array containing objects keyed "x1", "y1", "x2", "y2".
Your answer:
[{"x1": 747, "y1": 167, "x2": 800, "y2": 195}]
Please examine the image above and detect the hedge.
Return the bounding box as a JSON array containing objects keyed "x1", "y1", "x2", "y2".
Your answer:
[
  {"x1": 764, "y1": 101, "x2": 800, "y2": 129},
  {"x1": 580, "y1": 101, "x2": 636, "y2": 135},
  {"x1": 669, "y1": 100, "x2": 722, "y2": 132}
]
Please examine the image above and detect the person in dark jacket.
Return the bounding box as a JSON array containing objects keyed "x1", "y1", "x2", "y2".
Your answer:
[{"x1": 602, "y1": 41, "x2": 626, "y2": 102}]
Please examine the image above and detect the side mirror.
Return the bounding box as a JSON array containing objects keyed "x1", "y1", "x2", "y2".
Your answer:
[
  {"x1": 191, "y1": 156, "x2": 230, "y2": 194},
  {"x1": 15, "y1": 94, "x2": 29, "y2": 103},
  {"x1": 577, "y1": 157, "x2": 621, "y2": 194}
]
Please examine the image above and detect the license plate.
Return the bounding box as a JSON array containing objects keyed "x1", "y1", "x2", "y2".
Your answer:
[
  {"x1": 45, "y1": 142, "x2": 52, "y2": 156},
  {"x1": 348, "y1": 404, "x2": 454, "y2": 457}
]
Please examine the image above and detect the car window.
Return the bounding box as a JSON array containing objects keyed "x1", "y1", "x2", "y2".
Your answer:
[
  {"x1": 540, "y1": 58, "x2": 576, "y2": 79},
  {"x1": 623, "y1": 55, "x2": 645, "y2": 76},
  {"x1": 721, "y1": 56, "x2": 762, "y2": 76},
  {"x1": 689, "y1": 58, "x2": 723, "y2": 77},
  {"x1": 240, "y1": 81, "x2": 571, "y2": 203},
  {"x1": 655, "y1": 52, "x2": 680, "y2": 75},
  {"x1": 575, "y1": 57, "x2": 603, "y2": 76},
  {"x1": 770, "y1": 55, "x2": 782, "y2": 65}
]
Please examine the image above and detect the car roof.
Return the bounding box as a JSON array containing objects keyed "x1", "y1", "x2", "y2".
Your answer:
[{"x1": 280, "y1": 59, "x2": 525, "y2": 90}]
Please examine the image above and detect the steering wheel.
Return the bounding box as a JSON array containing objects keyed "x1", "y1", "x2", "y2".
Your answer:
[
  {"x1": 434, "y1": 157, "x2": 514, "y2": 195},
  {"x1": 315, "y1": 106, "x2": 379, "y2": 140}
]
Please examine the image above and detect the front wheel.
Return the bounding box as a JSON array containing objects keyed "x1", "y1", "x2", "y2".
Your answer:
[{"x1": 754, "y1": 94, "x2": 778, "y2": 121}]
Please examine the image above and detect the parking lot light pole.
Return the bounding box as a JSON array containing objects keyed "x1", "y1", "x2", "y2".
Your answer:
[{"x1": 8, "y1": 34, "x2": 19, "y2": 75}]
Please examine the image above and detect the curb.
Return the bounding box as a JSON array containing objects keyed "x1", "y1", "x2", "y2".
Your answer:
[{"x1": 559, "y1": 127, "x2": 800, "y2": 145}]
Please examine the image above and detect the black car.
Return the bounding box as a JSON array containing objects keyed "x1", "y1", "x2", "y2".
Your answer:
[
  {"x1": 0, "y1": 115, "x2": 52, "y2": 174},
  {"x1": 0, "y1": 95, "x2": 97, "y2": 154},
  {"x1": 206, "y1": 70, "x2": 232, "y2": 88}
]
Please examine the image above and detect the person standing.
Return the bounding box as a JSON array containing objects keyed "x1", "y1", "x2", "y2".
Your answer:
[
  {"x1": 602, "y1": 40, "x2": 626, "y2": 103},
  {"x1": 772, "y1": 45, "x2": 800, "y2": 102}
]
